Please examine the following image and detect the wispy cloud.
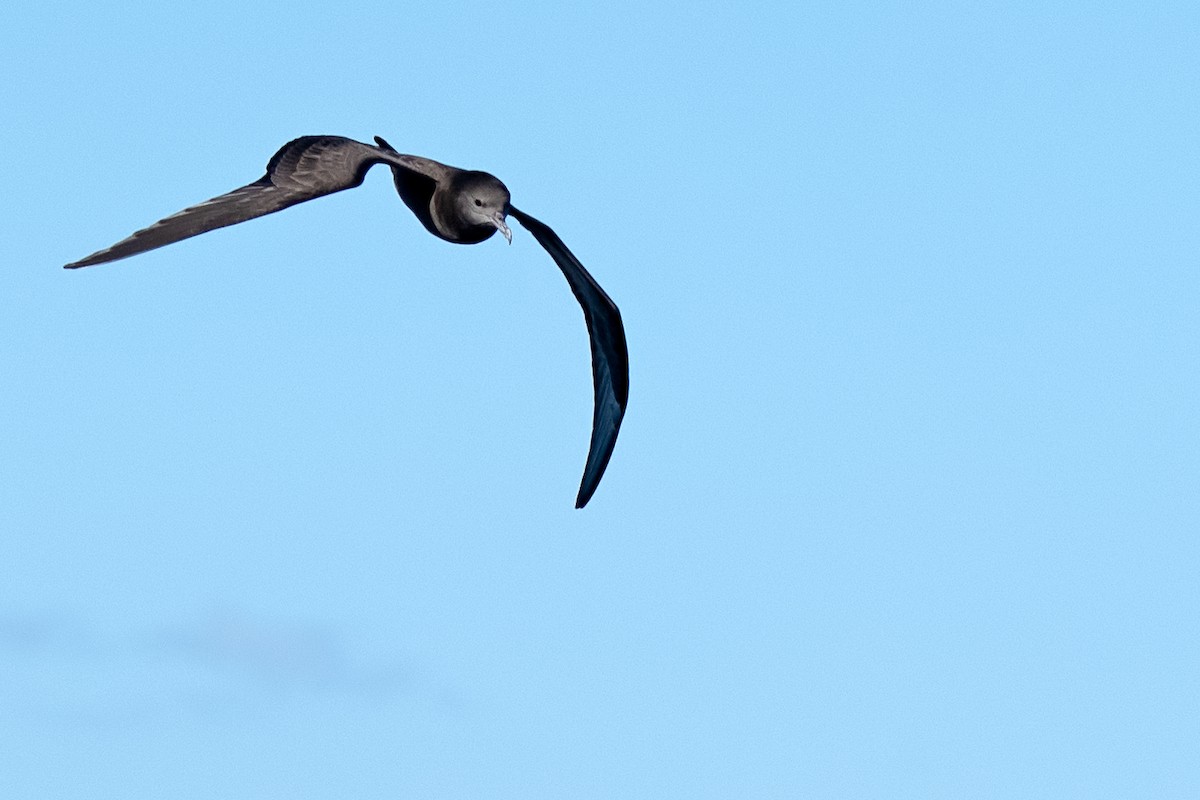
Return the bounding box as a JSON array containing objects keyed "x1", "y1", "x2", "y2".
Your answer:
[{"x1": 1, "y1": 606, "x2": 436, "y2": 727}]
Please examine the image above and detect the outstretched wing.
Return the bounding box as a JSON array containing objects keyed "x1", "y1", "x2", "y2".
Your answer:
[
  {"x1": 64, "y1": 136, "x2": 434, "y2": 269},
  {"x1": 509, "y1": 206, "x2": 629, "y2": 508}
]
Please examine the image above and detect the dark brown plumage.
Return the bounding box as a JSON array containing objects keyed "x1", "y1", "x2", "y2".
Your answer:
[{"x1": 65, "y1": 135, "x2": 628, "y2": 508}]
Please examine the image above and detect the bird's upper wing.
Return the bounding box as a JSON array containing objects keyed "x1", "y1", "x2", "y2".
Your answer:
[
  {"x1": 508, "y1": 206, "x2": 629, "y2": 508},
  {"x1": 64, "y1": 136, "x2": 439, "y2": 269}
]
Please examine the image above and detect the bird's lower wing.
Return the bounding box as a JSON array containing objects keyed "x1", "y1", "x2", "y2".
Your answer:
[
  {"x1": 64, "y1": 136, "x2": 421, "y2": 269},
  {"x1": 509, "y1": 206, "x2": 629, "y2": 508}
]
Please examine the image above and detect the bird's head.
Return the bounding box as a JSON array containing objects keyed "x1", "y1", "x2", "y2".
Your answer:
[{"x1": 456, "y1": 171, "x2": 512, "y2": 243}]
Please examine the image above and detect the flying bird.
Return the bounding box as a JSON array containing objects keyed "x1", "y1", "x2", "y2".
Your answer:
[{"x1": 65, "y1": 135, "x2": 628, "y2": 508}]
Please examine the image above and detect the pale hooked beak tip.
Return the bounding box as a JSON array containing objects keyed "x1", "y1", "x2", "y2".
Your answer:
[{"x1": 492, "y1": 211, "x2": 512, "y2": 244}]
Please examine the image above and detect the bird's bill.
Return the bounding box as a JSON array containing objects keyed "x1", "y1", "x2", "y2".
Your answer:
[{"x1": 492, "y1": 211, "x2": 512, "y2": 244}]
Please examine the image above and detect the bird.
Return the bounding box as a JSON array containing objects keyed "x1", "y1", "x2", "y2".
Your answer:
[{"x1": 64, "y1": 135, "x2": 629, "y2": 508}]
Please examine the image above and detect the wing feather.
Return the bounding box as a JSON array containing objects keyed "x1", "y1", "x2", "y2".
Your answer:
[
  {"x1": 64, "y1": 136, "x2": 427, "y2": 269},
  {"x1": 509, "y1": 206, "x2": 629, "y2": 508}
]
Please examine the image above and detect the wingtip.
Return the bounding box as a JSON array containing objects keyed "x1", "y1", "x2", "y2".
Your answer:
[{"x1": 574, "y1": 481, "x2": 598, "y2": 509}]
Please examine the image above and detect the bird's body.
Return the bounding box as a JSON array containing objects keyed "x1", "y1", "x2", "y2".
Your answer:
[{"x1": 65, "y1": 135, "x2": 628, "y2": 508}]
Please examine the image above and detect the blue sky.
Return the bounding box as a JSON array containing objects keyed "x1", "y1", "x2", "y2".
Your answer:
[{"x1": 2, "y1": 2, "x2": 1197, "y2": 797}]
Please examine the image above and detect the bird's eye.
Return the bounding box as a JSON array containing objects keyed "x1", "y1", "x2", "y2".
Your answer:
[{"x1": 474, "y1": 199, "x2": 483, "y2": 207}]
